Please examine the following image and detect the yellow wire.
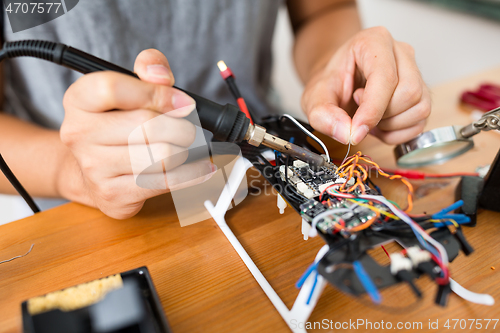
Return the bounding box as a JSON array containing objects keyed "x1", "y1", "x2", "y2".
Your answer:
[
  {"x1": 429, "y1": 219, "x2": 459, "y2": 228},
  {"x1": 347, "y1": 199, "x2": 399, "y2": 220}
]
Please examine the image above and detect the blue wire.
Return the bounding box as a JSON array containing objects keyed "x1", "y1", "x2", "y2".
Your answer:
[
  {"x1": 353, "y1": 261, "x2": 381, "y2": 304},
  {"x1": 432, "y1": 200, "x2": 464, "y2": 218},
  {"x1": 412, "y1": 227, "x2": 440, "y2": 258},
  {"x1": 306, "y1": 272, "x2": 319, "y2": 305},
  {"x1": 435, "y1": 214, "x2": 470, "y2": 223},
  {"x1": 296, "y1": 261, "x2": 319, "y2": 289}
]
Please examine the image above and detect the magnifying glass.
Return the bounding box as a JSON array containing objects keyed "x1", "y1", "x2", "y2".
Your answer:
[{"x1": 394, "y1": 108, "x2": 500, "y2": 167}]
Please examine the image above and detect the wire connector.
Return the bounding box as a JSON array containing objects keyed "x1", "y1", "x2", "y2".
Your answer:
[
  {"x1": 390, "y1": 253, "x2": 422, "y2": 298},
  {"x1": 406, "y1": 246, "x2": 437, "y2": 279},
  {"x1": 217, "y1": 60, "x2": 233, "y2": 79}
]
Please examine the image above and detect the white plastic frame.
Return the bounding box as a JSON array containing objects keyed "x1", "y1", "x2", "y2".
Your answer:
[{"x1": 204, "y1": 157, "x2": 327, "y2": 333}]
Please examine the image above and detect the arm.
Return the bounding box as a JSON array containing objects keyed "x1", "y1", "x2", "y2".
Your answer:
[
  {"x1": 0, "y1": 63, "x2": 86, "y2": 202},
  {"x1": 287, "y1": 0, "x2": 431, "y2": 146},
  {"x1": 288, "y1": 0, "x2": 360, "y2": 83},
  {"x1": 0, "y1": 112, "x2": 86, "y2": 201}
]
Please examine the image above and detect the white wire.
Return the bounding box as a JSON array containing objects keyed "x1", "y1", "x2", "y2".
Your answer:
[
  {"x1": 449, "y1": 278, "x2": 495, "y2": 306},
  {"x1": 282, "y1": 114, "x2": 330, "y2": 162},
  {"x1": 358, "y1": 194, "x2": 449, "y2": 267},
  {"x1": 341, "y1": 142, "x2": 351, "y2": 166},
  {"x1": 309, "y1": 208, "x2": 353, "y2": 237},
  {"x1": 309, "y1": 192, "x2": 493, "y2": 306}
]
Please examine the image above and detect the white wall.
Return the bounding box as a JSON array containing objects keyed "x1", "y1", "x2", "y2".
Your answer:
[{"x1": 357, "y1": 0, "x2": 500, "y2": 86}]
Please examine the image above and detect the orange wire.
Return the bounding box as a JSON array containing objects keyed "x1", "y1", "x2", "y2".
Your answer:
[
  {"x1": 350, "y1": 211, "x2": 380, "y2": 232},
  {"x1": 336, "y1": 151, "x2": 414, "y2": 212}
]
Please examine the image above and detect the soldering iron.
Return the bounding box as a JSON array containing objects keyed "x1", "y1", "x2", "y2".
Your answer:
[{"x1": 0, "y1": 40, "x2": 326, "y2": 167}]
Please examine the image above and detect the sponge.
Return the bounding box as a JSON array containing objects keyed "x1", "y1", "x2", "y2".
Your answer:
[{"x1": 27, "y1": 274, "x2": 123, "y2": 315}]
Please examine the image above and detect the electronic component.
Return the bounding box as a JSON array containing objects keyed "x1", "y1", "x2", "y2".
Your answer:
[
  {"x1": 269, "y1": 148, "x2": 476, "y2": 307},
  {"x1": 279, "y1": 161, "x2": 339, "y2": 199},
  {"x1": 390, "y1": 253, "x2": 422, "y2": 298},
  {"x1": 299, "y1": 199, "x2": 326, "y2": 219}
]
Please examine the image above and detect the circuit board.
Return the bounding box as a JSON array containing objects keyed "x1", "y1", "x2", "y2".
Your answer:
[
  {"x1": 279, "y1": 159, "x2": 384, "y2": 235},
  {"x1": 279, "y1": 160, "x2": 342, "y2": 199},
  {"x1": 240, "y1": 117, "x2": 471, "y2": 307}
]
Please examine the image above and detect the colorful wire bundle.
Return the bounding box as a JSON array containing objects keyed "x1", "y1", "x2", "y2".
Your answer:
[
  {"x1": 335, "y1": 151, "x2": 414, "y2": 212},
  {"x1": 311, "y1": 152, "x2": 476, "y2": 287}
]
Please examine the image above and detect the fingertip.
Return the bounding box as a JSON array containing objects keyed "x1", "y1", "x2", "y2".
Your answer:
[
  {"x1": 308, "y1": 104, "x2": 351, "y2": 145},
  {"x1": 353, "y1": 88, "x2": 365, "y2": 106},
  {"x1": 134, "y1": 49, "x2": 174, "y2": 85},
  {"x1": 165, "y1": 89, "x2": 196, "y2": 117},
  {"x1": 332, "y1": 121, "x2": 351, "y2": 145},
  {"x1": 350, "y1": 125, "x2": 369, "y2": 145},
  {"x1": 351, "y1": 100, "x2": 385, "y2": 145},
  {"x1": 146, "y1": 64, "x2": 174, "y2": 82}
]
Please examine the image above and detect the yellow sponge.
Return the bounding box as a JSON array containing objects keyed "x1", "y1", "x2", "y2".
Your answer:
[{"x1": 27, "y1": 274, "x2": 123, "y2": 315}]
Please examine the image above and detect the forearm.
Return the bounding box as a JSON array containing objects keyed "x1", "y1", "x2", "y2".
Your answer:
[
  {"x1": 290, "y1": 1, "x2": 361, "y2": 83},
  {"x1": 0, "y1": 113, "x2": 91, "y2": 205}
]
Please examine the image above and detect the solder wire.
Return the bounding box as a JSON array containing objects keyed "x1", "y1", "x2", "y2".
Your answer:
[
  {"x1": 0, "y1": 244, "x2": 34, "y2": 265},
  {"x1": 281, "y1": 114, "x2": 330, "y2": 162}
]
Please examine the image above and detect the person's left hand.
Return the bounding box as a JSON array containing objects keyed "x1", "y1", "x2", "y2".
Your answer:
[{"x1": 302, "y1": 26, "x2": 431, "y2": 146}]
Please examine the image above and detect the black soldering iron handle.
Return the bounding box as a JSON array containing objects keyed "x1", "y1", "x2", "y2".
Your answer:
[{"x1": 1, "y1": 40, "x2": 250, "y2": 143}]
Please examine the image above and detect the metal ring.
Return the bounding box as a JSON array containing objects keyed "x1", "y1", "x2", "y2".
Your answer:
[{"x1": 394, "y1": 126, "x2": 474, "y2": 167}]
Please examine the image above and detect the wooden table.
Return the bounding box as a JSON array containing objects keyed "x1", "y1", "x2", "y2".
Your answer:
[{"x1": 1, "y1": 68, "x2": 500, "y2": 333}]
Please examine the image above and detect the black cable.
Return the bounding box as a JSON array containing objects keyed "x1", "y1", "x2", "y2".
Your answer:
[
  {"x1": 0, "y1": 154, "x2": 40, "y2": 213},
  {"x1": 366, "y1": 177, "x2": 381, "y2": 195}
]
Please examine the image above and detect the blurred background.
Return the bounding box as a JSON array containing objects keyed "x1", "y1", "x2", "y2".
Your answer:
[{"x1": 2, "y1": 0, "x2": 500, "y2": 225}]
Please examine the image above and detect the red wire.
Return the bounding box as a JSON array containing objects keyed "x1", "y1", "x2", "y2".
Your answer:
[
  {"x1": 431, "y1": 253, "x2": 449, "y2": 285},
  {"x1": 236, "y1": 97, "x2": 254, "y2": 125},
  {"x1": 424, "y1": 172, "x2": 479, "y2": 178},
  {"x1": 382, "y1": 168, "x2": 479, "y2": 180},
  {"x1": 381, "y1": 245, "x2": 390, "y2": 258},
  {"x1": 329, "y1": 158, "x2": 477, "y2": 179}
]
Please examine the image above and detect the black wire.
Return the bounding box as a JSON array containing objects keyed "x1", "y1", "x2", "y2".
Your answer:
[
  {"x1": 0, "y1": 154, "x2": 40, "y2": 213},
  {"x1": 366, "y1": 177, "x2": 381, "y2": 195}
]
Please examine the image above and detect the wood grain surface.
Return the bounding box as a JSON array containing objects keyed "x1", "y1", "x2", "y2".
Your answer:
[{"x1": 1, "y1": 67, "x2": 500, "y2": 333}]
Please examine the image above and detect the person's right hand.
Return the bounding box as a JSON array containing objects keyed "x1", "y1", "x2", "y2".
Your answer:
[{"x1": 58, "y1": 49, "x2": 215, "y2": 219}]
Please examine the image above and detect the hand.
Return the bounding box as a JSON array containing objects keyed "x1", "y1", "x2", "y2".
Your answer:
[
  {"x1": 302, "y1": 26, "x2": 431, "y2": 146},
  {"x1": 59, "y1": 49, "x2": 215, "y2": 219}
]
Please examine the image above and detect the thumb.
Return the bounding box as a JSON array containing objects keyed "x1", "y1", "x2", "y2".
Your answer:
[{"x1": 134, "y1": 49, "x2": 175, "y2": 86}]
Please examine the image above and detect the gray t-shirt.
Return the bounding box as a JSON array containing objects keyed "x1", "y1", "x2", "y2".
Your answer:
[{"x1": 3, "y1": 0, "x2": 283, "y2": 129}]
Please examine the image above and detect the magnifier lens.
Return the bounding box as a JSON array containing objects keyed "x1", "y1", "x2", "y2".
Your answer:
[{"x1": 397, "y1": 140, "x2": 473, "y2": 167}]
